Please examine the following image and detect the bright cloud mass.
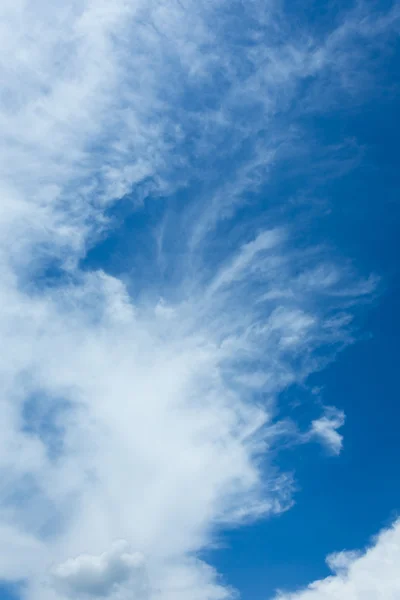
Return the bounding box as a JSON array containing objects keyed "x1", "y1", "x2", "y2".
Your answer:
[{"x1": 0, "y1": 1, "x2": 399, "y2": 600}]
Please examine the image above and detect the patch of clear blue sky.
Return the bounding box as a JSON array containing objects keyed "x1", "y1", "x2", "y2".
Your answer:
[{"x1": 0, "y1": 583, "x2": 24, "y2": 600}]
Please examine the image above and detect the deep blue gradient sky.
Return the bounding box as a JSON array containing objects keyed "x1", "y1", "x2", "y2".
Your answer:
[
  {"x1": 204, "y1": 36, "x2": 400, "y2": 598},
  {"x1": 79, "y1": 24, "x2": 400, "y2": 598},
  {"x1": 0, "y1": 1, "x2": 399, "y2": 600}
]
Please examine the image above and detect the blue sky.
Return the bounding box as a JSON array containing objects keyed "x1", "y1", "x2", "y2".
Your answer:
[{"x1": 0, "y1": 1, "x2": 399, "y2": 600}]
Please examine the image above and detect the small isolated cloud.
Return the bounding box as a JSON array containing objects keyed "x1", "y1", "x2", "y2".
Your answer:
[
  {"x1": 308, "y1": 407, "x2": 345, "y2": 455},
  {"x1": 51, "y1": 541, "x2": 147, "y2": 598},
  {"x1": 273, "y1": 519, "x2": 400, "y2": 599}
]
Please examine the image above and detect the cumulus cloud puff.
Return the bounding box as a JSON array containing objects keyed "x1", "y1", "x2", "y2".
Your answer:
[
  {"x1": 51, "y1": 541, "x2": 147, "y2": 598},
  {"x1": 50, "y1": 541, "x2": 232, "y2": 600},
  {"x1": 273, "y1": 519, "x2": 400, "y2": 599}
]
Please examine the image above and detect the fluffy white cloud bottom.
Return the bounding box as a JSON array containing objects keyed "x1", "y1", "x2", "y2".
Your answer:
[{"x1": 274, "y1": 519, "x2": 400, "y2": 600}]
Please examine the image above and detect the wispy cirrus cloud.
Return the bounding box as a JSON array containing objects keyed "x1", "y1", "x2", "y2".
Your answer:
[
  {"x1": 0, "y1": 1, "x2": 397, "y2": 599},
  {"x1": 307, "y1": 407, "x2": 345, "y2": 456}
]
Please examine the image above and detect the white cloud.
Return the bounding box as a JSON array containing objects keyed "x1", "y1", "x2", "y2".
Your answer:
[
  {"x1": 50, "y1": 542, "x2": 233, "y2": 600},
  {"x1": 51, "y1": 541, "x2": 147, "y2": 598},
  {"x1": 0, "y1": 1, "x2": 397, "y2": 599},
  {"x1": 273, "y1": 519, "x2": 400, "y2": 599},
  {"x1": 0, "y1": 234, "x2": 369, "y2": 599},
  {"x1": 308, "y1": 407, "x2": 346, "y2": 455}
]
